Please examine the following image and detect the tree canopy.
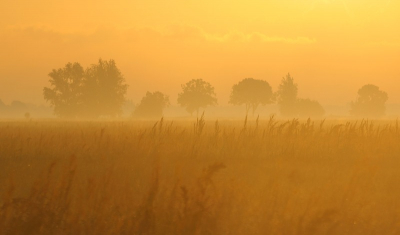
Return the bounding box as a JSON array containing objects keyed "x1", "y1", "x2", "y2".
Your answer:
[
  {"x1": 0, "y1": 99, "x2": 5, "y2": 109},
  {"x1": 276, "y1": 73, "x2": 324, "y2": 118},
  {"x1": 297, "y1": 98, "x2": 325, "y2": 117},
  {"x1": 134, "y1": 91, "x2": 170, "y2": 118},
  {"x1": 276, "y1": 73, "x2": 298, "y2": 116},
  {"x1": 229, "y1": 78, "x2": 274, "y2": 115},
  {"x1": 177, "y1": 79, "x2": 217, "y2": 116},
  {"x1": 350, "y1": 84, "x2": 388, "y2": 117},
  {"x1": 43, "y1": 59, "x2": 128, "y2": 118},
  {"x1": 82, "y1": 59, "x2": 128, "y2": 117},
  {"x1": 43, "y1": 62, "x2": 85, "y2": 117}
]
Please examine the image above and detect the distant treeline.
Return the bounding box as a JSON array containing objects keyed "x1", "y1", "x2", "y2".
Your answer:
[
  {"x1": 1, "y1": 59, "x2": 390, "y2": 119},
  {"x1": 0, "y1": 100, "x2": 51, "y2": 118},
  {"x1": 42, "y1": 59, "x2": 390, "y2": 118}
]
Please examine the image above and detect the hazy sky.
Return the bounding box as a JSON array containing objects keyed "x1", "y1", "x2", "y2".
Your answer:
[{"x1": 1, "y1": 0, "x2": 399, "y2": 105}]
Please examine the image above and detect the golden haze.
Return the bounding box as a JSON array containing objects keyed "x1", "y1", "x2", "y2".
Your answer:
[
  {"x1": 1, "y1": 2, "x2": 400, "y2": 233},
  {"x1": 0, "y1": 0, "x2": 399, "y2": 106}
]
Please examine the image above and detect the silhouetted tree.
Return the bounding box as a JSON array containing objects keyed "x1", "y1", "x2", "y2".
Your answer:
[
  {"x1": 43, "y1": 62, "x2": 85, "y2": 117},
  {"x1": 350, "y1": 84, "x2": 388, "y2": 117},
  {"x1": 297, "y1": 98, "x2": 325, "y2": 117},
  {"x1": 44, "y1": 59, "x2": 128, "y2": 118},
  {"x1": 10, "y1": 101, "x2": 28, "y2": 112},
  {"x1": 82, "y1": 59, "x2": 128, "y2": 117},
  {"x1": 276, "y1": 73, "x2": 325, "y2": 118},
  {"x1": 134, "y1": 91, "x2": 170, "y2": 118},
  {"x1": 229, "y1": 78, "x2": 273, "y2": 115},
  {"x1": 177, "y1": 79, "x2": 217, "y2": 116},
  {"x1": 0, "y1": 99, "x2": 5, "y2": 116},
  {"x1": 0, "y1": 99, "x2": 5, "y2": 109},
  {"x1": 276, "y1": 73, "x2": 298, "y2": 116}
]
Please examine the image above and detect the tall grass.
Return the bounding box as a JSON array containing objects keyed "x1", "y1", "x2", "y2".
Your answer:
[{"x1": 1, "y1": 117, "x2": 400, "y2": 234}]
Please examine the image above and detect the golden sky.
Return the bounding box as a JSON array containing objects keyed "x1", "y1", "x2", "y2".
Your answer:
[{"x1": 0, "y1": 0, "x2": 399, "y2": 106}]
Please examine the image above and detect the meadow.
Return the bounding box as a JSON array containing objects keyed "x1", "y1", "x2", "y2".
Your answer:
[{"x1": 1, "y1": 116, "x2": 400, "y2": 234}]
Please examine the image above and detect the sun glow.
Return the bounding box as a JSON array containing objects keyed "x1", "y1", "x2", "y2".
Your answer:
[{"x1": 0, "y1": 0, "x2": 399, "y2": 106}]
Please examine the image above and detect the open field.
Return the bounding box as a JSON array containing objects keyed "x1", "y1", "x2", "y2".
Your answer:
[{"x1": 1, "y1": 117, "x2": 400, "y2": 234}]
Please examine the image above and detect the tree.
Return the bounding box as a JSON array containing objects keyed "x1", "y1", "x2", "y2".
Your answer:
[
  {"x1": 134, "y1": 91, "x2": 170, "y2": 118},
  {"x1": 177, "y1": 79, "x2": 217, "y2": 116},
  {"x1": 82, "y1": 59, "x2": 128, "y2": 117},
  {"x1": 0, "y1": 99, "x2": 6, "y2": 116},
  {"x1": 0, "y1": 99, "x2": 5, "y2": 109},
  {"x1": 276, "y1": 74, "x2": 325, "y2": 118},
  {"x1": 43, "y1": 59, "x2": 128, "y2": 118},
  {"x1": 276, "y1": 73, "x2": 298, "y2": 116},
  {"x1": 229, "y1": 78, "x2": 274, "y2": 115},
  {"x1": 10, "y1": 101, "x2": 28, "y2": 112},
  {"x1": 43, "y1": 62, "x2": 85, "y2": 117},
  {"x1": 24, "y1": 112, "x2": 31, "y2": 119},
  {"x1": 297, "y1": 98, "x2": 325, "y2": 118},
  {"x1": 350, "y1": 84, "x2": 388, "y2": 117}
]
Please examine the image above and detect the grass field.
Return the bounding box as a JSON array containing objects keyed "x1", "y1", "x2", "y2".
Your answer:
[{"x1": 1, "y1": 116, "x2": 400, "y2": 234}]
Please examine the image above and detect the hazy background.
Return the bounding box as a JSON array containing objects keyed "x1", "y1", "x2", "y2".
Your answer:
[{"x1": 1, "y1": 0, "x2": 399, "y2": 116}]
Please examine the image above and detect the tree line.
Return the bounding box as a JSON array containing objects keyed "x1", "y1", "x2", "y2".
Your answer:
[{"x1": 43, "y1": 59, "x2": 389, "y2": 118}]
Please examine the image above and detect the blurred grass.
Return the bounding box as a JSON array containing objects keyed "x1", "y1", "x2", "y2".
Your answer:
[{"x1": 1, "y1": 117, "x2": 400, "y2": 234}]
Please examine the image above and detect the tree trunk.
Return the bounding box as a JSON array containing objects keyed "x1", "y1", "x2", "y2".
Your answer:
[
  {"x1": 245, "y1": 104, "x2": 250, "y2": 116},
  {"x1": 252, "y1": 104, "x2": 258, "y2": 117}
]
